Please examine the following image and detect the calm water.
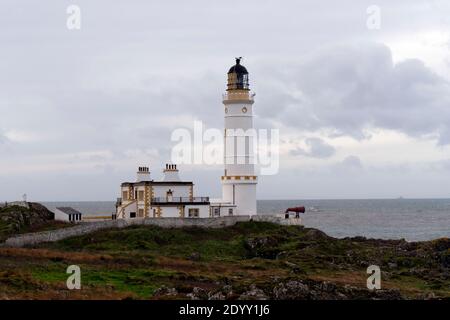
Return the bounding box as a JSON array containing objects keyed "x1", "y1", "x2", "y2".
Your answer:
[{"x1": 43, "y1": 199, "x2": 450, "y2": 241}]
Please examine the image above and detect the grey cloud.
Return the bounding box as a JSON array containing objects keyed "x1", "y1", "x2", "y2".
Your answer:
[
  {"x1": 259, "y1": 42, "x2": 450, "y2": 144},
  {"x1": 1, "y1": 1, "x2": 450, "y2": 200},
  {"x1": 290, "y1": 137, "x2": 336, "y2": 158},
  {"x1": 340, "y1": 155, "x2": 363, "y2": 169},
  {"x1": 0, "y1": 130, "x2": 8, "y2": 145}
]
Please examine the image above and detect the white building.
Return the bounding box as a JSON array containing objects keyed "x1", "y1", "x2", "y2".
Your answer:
[
  {"x1": 116, "y1": 58, "x2": 257, "y2": 219},
  {"x1": 116, "y1": 165, "x2": 212, "y2": 219},
  {"x1": 54, "y1": 207, "x2": 83, "y2": 223}
]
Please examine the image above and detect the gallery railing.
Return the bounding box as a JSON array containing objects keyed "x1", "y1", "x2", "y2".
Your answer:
[{"x1": 151, "y1": 197, "x2": 210, "y2": 203}]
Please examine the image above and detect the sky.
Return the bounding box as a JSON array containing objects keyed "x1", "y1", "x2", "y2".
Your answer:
[{"x1": 1, "y1": 0, "x2": 450, "y2": 201}]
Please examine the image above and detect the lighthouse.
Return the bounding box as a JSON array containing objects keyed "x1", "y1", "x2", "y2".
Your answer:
[
  {"x1": 221, "y1": 58, "x2": 257, "y2": 215},
  {"x1": 116, "y1": 58, "x2": 260, "y2": 220}
]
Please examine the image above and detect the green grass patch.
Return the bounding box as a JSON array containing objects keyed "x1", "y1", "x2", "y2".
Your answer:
[{"x1": 31, "y1": 264, "x2": 178, "y2": 298}]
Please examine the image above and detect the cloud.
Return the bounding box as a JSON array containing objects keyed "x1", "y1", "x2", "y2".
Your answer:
[
  {"x1": 259, "y1": 42, "x2": 450, "y2": 144},
  {"x1": 1, "y1": 1, "x2": 450, "y2": 200},
  {"x1": 0, "y1": 130, "x2": 9, "y2": 145},
  {"x1": 290, "y1": 137, "x2": 335, "y2": 158},
  {"x1": 340, "y1": 155, "x2": 363, "y2": 169}
]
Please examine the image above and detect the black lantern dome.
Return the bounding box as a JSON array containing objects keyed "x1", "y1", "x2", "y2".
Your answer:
[{"x1": 227, "y1": 57, "x2": 249, "y2": 91}]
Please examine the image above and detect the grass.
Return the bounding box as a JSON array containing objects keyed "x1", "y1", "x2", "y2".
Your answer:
[
  {"x1": 30, "y1": 264, "x2": 175, "y2": 298},
  {"x1": 0, "y1": 221, "x2": 448, "y2": 299}
]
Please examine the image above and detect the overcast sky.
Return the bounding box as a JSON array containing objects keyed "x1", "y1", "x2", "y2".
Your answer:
[{"x1": 1, "y1": 0, "x2": 450, "y2": 201}]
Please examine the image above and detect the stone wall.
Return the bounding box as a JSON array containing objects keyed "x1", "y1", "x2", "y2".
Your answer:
[{"x1": 2, "y1": 215, "x2": 301, "y2": 248}]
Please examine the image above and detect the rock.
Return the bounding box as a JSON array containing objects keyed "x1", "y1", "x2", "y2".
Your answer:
[
  {"x1": 430, "y1": 238, "x2": 450, "y2": 252},
  {"x1": 153, "y1": 285, "x2": 178, "y2": 297},
  {"x1": 318, "y1": 281, "x2": 337, "y2": 293},
  {"x1": 350, "y1": 236, "x2": 367, "y2": 242},
  {"x1": 208, "y1": 291, "x2": 225, "y2": 300},
  {"x1": 221, "y1": 285, "x2": 234, "y2": 299},
  {"x1": 303, "y1": 229, "x2": 330, "y2": 241},
  {"x1": 239, "y1": 284, "x2": 268, "y2": 300},
  {"x1": 188, "y1": 252, "x2": 201, "y2": 261},
  {"x1": 244, "y1": 236, "x2": 280, "y2": 259},
  {"x1": 416, "y1": 292, "x2": 436, "y2": 300},
  {"x1": 207, "y1": 284, "x2": 234, "y2": 300},
  {"x1": 273, "y1": 280, "x2": 309, "y2": 299},
  {"x1": 222, "y1": 285, "x2": 232, "y2": 294},
  {"x1": 276, "y1": 251, "x2": 289, "y2": 260},
  {"x1": 187, "y1": 287, "x2": 208, "y2": 300},
  {"x1": 0, "y1": 202, "x2": 55, "y2": 240},
  {"x1": 387, "y1": 262, "x2": 398, "y2": 269},
  {"x1": 373, "y1": 289, "x2": 402, "y2": 300},
  {"x1": 283, "y1": 261, "x2": 304, "y2": 274}
]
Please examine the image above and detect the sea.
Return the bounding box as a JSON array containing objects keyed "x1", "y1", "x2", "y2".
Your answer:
[{"x1": 42, "y1": 199, "x2": 450, "y2": 241}]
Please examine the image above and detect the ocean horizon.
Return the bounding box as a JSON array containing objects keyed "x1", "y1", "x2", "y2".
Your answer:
[{"x1": 40, "y1": 198, "x2": 450, "y2": 241}]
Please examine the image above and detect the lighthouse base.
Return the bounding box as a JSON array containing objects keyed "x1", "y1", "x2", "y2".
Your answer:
[{"x1": 221, "y1": 180, "x2": 257, "y2": 216}]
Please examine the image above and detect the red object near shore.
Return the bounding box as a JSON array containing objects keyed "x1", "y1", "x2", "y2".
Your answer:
[{"x1": 285, "y1": 207, "x2": 305, "y2": 214}]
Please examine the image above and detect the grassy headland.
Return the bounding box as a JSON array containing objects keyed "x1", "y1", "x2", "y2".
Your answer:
[{"x1": 0, "y1": 211, "x2": 448, "y2": 299}]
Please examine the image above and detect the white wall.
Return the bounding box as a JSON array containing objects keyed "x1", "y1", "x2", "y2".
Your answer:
[
  {"x1": 152, "y1": 185, "x2": 191, "y2": 198},
  {"x1": 234, "y1": 183, "x2": 257, "y2": 215},
  {"x1": 184, "y1": 204, "x2": 209, "y2": 218},
  {"x1": 210, "y1": 204, "x2": 236, "y2": 217},
  {"x1": 54, "y1": 209, "x2": 69, "y2": 222},
  {"x1": 54, "y1": 209, "x2": 82, "y2": 223},
  {"x1": 160, "y1": 206, "x2": 180, "y2": 218},
  {"x1": 221, "y1": 182, "x2": 256, "y2": 216}
]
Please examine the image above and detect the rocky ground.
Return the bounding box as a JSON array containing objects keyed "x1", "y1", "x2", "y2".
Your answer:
[
  {"x1": 0, "y1": 204, "x2": 449, "y2": 300},
  {"x1": 0, "y1": 203, "x2": 70, "y2": 242}
]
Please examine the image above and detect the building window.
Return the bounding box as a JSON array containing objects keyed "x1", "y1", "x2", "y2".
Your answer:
[
  {"x1": 130, "y1": 212, "x2": 136, "y2": 218},
  {"x1": 122, "y1": 191, "x2": 128, "y2": 200},
  {"x1": 213, "y1": 208, "x2": 220, "y2": 217},
  {"x1": 228, "y1": 208, "x2": 233, "y2": 216},
  {"x1": 188, "y1": 208, "x2": 199, "y2": 218},
  {"x1": 138, "y1": 209, "x2": 144, "y2": 217},
  {"x1": 166, "y1": 189, "x2": 173, "y2": 202},
  {"x1": 138, "y1": 190, "x2": 144, "y2": 201}
]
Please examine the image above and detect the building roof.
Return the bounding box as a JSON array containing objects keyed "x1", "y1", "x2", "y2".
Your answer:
[
  {"x1": 121, "y1": 181, "x2": 193, "y2": 187},
  {"x1": 228, "y1": 57, "x2": 248, "y2": 75},
  {"x1": 56, "y1": 207, "x2": 83, "y2": 216}
]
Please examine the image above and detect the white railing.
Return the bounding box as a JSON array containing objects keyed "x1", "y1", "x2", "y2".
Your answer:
[{"x1": 151, "y1": 197, "x2": 210, "y2": 203}]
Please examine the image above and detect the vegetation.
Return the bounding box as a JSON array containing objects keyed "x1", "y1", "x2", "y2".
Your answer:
[
  {"x1": 0, "y1": 204, "x2": 71, "y2": 242},
  {"x1": 0, "y1": 220, "x2": 448, "y2": 299}
]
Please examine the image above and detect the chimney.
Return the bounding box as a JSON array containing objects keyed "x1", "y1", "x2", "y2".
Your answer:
[
  {"x1": 136, "y1": 166, "x2": 151, "y2": 182},
  {"x1": 162, "y1": 163, "x2": 181, "y2": 182}
]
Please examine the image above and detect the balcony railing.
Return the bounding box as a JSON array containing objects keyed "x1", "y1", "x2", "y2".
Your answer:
[
  {"x1": 151, "y1": 197, "x2": 210, "y2": 203},
  {"x1": 222, "y1": 91, "x2": 255, "y2": 102}
]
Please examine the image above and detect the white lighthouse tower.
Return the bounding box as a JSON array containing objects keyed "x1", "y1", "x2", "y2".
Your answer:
[{"x1": 221, "y1": 58, "x2": 257, "y2": 216}]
